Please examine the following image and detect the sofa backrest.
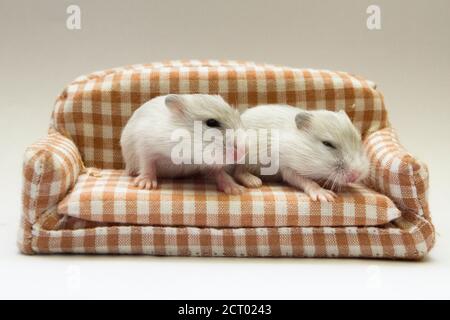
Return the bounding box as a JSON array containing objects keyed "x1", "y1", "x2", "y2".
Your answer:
[{"x1": 51, "y1": 60, "x2": 388, "y2": 169}]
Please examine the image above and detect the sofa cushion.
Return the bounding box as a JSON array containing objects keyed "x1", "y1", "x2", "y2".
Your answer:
[{"x1": 57, "y1": 169, "x2": 401, "y2": 228}]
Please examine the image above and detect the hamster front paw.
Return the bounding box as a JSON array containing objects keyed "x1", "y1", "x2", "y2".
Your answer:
[
  {"x1": 219, "y1": 181, "x2": 247, "y2": 195},
  {"x1": 234, "y1": 171, "x2": 263, "y2": 188},
  {"x1": 305, "y1": 186, "x2": 336, "y2": 202},
  {"x1": 217, "y1": 177, "x2": 246, "y2": 195},
  {"x1": 215, "y1": 170, "x2": 246, "y2": 195},
  {"x1": 134, "y1": 174, "x2": 158, "y2": 190}
]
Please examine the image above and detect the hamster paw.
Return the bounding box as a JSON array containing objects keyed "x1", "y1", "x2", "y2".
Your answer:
[
  {"x1": 235, "y1": 172, "x2": 263, "y2": 188},
  {"x1": 306, "y1": 187, "x2": 336, "y2": 202},
  {"x1": 224, "y1": 184, "x2": 247, "y2": 195},
  {"x1": 217, "y1": 179, "x2": 246, "y2": 195},
  {"x1": 134, "y1": 175, "x2": 158, "y2": 190}
]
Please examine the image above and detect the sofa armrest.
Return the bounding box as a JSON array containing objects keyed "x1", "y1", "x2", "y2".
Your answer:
[
  {"x1": 19, "y1": 129, "x2": 83, "y2": 253},
  {"x1": 363, "y1": 127, "x2": 430, "y2": 218}
]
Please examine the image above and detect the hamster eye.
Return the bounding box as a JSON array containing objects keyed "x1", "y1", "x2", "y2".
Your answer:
[
  {"x1": 322, "y1": 140, "x2": 336, "y2": 149},
  {"x1": 205, "y1": 119, "x2": 221, "y2": 128}
]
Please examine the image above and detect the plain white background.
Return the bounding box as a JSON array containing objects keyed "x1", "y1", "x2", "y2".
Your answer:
[{"x1": 1, "y1": 0, "x2": 449, "y2": 299}]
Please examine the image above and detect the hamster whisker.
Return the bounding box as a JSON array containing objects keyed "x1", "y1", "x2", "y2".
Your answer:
[
  {"x1": 327, "y1": 171, "x2": 343, "y2": 192},
  {"x1": 323, "y1": 176, "x2": 334, "y2": 190},
  {"x1": 330, "y1": 175, "x2": 338, "y2": 192}
]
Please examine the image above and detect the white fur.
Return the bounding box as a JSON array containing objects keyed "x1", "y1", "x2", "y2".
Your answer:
[
  {"x1": 120, "y1": 94, "x2": 243, "y2": 178},
  {"x1": 241, "y1": 104, "x2": 369, "y2": 187}
]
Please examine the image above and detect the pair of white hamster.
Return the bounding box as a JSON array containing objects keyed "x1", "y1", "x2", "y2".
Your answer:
[{"x1": 120, "y1": 94, "x2": 369, "y2": 201}]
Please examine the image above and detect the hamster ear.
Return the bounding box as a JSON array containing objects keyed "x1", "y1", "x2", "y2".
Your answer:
[
  {"x1": 165, "y1": 94, "x2": 186, "y2": 116},
  {"x1": 338, "y1": 109, "x2": 354, "y2": 124},
  {"x1": 295, "y1": 111, "x2": 313, "y2": 130},
  {"x1": 237, "y1": 104, "x2": 248, "y2": 114},
  {"x1": 339, "y1": 109, "x2": 348, "y2": 116},
  {"x1": 214, "y1": 94, "x2": 226, "y2": 102}
]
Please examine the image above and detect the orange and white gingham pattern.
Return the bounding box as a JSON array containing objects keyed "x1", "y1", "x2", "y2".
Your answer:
[
  {"x1": 57, "y1": 169, "x2": 401, "y2": 228},
  {"x1": 364, "y1": 127, "x2": 430, "y2": 218},
  {"x1": 29, "y1": 209, "x2": 434, "y2": 259},
  {"x1": 19, "y1": 61, "x2": 434, "y2": 259},
  {"x1": 19, "y1": 129, "x2": 82, "y2": 253},
  {"x1": 51, "y1": 60, "x2": 388, "y2": 169}
]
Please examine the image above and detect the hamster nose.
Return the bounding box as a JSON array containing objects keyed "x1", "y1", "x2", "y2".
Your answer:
[{"x1": 346, "y1": 170, "x2": 360, "y2": 183}]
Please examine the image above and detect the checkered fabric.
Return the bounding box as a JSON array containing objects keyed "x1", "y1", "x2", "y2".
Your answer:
[
  {"x1": 51, "y1": 59, "x2": 388, "y2": 169},
  {"x1": 19, "y1": 129, "x2": 82, "y2": 253},
  {"x1": 19, "y1": 60, "x2": 434, "y2": 259},
  {"x1": 57, "y1": 170, "x2": 401, "y2": 227},
  {"x1": 364, "y1": 127, "x2": 430, "y2": 218},
  {"x1": 29, "y1": 209, "x2": 434, "y2": 259}
]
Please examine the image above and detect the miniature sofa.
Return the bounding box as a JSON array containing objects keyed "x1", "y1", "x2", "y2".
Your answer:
[{"x1": 19, "y1": 60, "x2": 435, "y2": 259}]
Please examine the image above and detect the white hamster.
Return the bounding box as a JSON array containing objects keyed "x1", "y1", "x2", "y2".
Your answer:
[
  {"x1": 234, "y1": 104, "x2": 369, "y2": 201},
  {"x1": 120, "y1": 94, "x2": 246, "y2": 194}
]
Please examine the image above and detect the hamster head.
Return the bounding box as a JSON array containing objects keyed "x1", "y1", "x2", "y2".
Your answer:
[
  {"x1": 289, "y1": 109, "x2": 369, "y2": 187},
  {"x1": 165, "y1": 94, "x2": 246, "y2": 166}
]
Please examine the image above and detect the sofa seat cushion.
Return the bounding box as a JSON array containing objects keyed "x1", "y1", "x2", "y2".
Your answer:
[{"x1": 57, "y1": 169, "x2": 401, "y2": 228}]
